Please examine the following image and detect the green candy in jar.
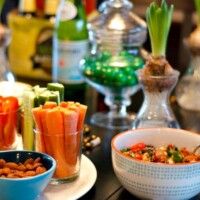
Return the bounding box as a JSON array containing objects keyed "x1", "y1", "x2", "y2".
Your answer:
[{"x1": 132, "y1": 56, "x2": 144, "y2": 70}]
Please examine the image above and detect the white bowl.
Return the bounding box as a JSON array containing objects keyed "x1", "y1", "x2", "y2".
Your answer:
[{"x1": 111, "y1": 128, "x2": 200, "y2": 200}]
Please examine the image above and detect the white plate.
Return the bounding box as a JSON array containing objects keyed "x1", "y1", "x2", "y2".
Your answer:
[{"x1": 39, "y1": 155, "x2": 97, "y2": 200}]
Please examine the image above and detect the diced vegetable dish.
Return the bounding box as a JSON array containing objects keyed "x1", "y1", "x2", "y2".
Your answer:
[{"x1": 121, "y1": 143, "x2": 200, "y2": 164}]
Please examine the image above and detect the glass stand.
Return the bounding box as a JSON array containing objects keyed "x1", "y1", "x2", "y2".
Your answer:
[
  {"x1": 87, "y1": 78, "x2": 140, "y2": 130},
  {"x1": 133, "y1": 69, "x2": 180, "y2": 129}
]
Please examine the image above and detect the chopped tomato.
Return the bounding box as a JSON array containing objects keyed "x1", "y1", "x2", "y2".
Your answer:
[
  {"x1": 135, "y1": 153, "x2": 143, "y2": 160},
  {"x1": 131, "y1": 142, "x2": 146, "y2": 152}
]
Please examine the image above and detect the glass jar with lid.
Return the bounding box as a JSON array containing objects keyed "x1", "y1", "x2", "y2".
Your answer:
[{"x1": 80, "y1": 0, "x2": 147, "y2": 130}]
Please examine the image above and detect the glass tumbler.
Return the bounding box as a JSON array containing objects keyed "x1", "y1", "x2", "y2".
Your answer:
[
  {"x1": 35, "y1": 129, "x2": 82, "y2": 184},
  {"x1": 0, "y1": 109, "x2": 18, "y2": 150}
]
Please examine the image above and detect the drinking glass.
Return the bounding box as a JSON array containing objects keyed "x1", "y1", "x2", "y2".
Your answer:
[{"x1": 35, "y1": 129, "x2": 82, "y2": 184}]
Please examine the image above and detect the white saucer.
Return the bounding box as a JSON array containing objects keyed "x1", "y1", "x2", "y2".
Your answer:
[{"x1": 39, "y1": 155, "x2": 97, "y2": 200}]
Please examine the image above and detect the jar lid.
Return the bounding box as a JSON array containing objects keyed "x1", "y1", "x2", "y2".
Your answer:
[{"x1": 88, "y1": 0, "x2": 147, "y2": 54}]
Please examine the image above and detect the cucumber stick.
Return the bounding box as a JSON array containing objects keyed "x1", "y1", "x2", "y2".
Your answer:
[
  {"x1": 47, "y1": 83, "x2": 64, "y2": 101},
  {"x1": 23, "y1": 91, "x2": 36, "y2": 150},
  {"x1": 22, "y1": 83, "x2": 64, "y2": 151},
  {"x1": 37, "y1": 90, "x2": 60, "y2": 105}
]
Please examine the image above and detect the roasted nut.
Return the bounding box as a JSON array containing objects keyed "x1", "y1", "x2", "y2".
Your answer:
[
  {"x1": 25, "y1": 163, "x2": 34, "y2": 170},
  {"x1": 33, "y1": 162, "x2": 42, "y2": 169},
  {"x1": 34, "y1": 157, "x2": 41, "y2": 164},
  {"x1": 5, "y1": 162, "x2": 19, "y2": 170},
  {"x1": 0, "y1": 159, "x2": 6, "y2": 168},
  {"x1": 25, "y1": 171, "x2": 36, "y2": 177},
  {"x1": 7, "y1": 173, "x2": 18, "y2": 178},
  {"x1": 2, "y1": 167, "x2": 11, "y2": 175},
  {"x1": 18, "y1": 164, "x2": 26, "y2": 171},
  {"x1": 24, "y1": 158, "x2": 34, "y2": 165},
  {"x1": 36, "y1": 167, "x2": 46, "y2": 174},
  {"x1": 0, "y1": 157, "x2": 47, "y2": 179},
  {"x1": 14, "y1": 171, "x2": 25, "y2": 178}
]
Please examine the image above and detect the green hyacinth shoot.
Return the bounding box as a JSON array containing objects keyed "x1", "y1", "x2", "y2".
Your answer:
[{"x1": 146, "y1": 0, "x2": 174, "y2": 57}]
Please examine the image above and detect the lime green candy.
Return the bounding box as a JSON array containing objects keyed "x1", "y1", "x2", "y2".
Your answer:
[{"x1": 81, "y1": 50, "x2": 144, "y2": 87}]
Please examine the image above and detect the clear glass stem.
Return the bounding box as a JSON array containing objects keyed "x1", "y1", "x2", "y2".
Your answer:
[{"x1": 105, "y1": 94, "x2": 130, "y2": 117}]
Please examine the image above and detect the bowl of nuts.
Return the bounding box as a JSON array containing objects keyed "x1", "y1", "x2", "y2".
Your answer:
[{"x1": 0, "y1": 150, "x2": 56, "y2": 200}]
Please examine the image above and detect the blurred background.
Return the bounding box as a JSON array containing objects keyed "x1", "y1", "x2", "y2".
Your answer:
[
  {"x1": 1, "y1": 0, "x2": 195, "y2": 74},
  {"x1": 0, "y1": 0, "x2": 197, "y2": 114}
]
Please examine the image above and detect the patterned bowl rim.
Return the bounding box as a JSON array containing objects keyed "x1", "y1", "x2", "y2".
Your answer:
[{"x1": 111, "y1": 128, "x2": 200, "y2": 167}]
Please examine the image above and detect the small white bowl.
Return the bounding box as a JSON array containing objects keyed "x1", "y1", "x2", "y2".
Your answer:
[{"x1": 111, "y1": 128, "x2": 200, "y2": 200}]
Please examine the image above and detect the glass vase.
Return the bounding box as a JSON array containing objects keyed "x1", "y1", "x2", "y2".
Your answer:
[
  {"x1": 133, "y1": 69, "x2": 180, "y2": 129},
  {"x1": 176, "y1": 26, "x2": 200, "y2": 111}
]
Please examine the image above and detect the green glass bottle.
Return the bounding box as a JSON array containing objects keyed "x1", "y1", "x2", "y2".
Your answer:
[{"x1": 53, "y1": 0, "x2": 88, "y2": 103}]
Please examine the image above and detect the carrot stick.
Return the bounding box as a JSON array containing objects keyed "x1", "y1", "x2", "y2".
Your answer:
[
  {"x1": 39, "y1": 109, "x2": 51, "y2": 155},
  {"x1": 61, "y1": 108, "x2": 79, "y2": 167},
  {"x1": 60, "y1": 102, "x2": 68, "y2": 108},
  {"x1": 60, "y1": 101, "x2": 74, "y2": 108},
  {"x1": 43, "y1": 101, "x2": 57, "y2": 109},
  {"x1": 32, "y1": 107, "x2": 46, "y2": 153},
  {"x1": 76, "y1": 103, "x2": 87, "y2": 131},
  {"x1": 32, "y1": 107, "x2": 43, "y2": 133},
  {"x1": 45, "y1": 108, "x2": 72, "y2": 178}
]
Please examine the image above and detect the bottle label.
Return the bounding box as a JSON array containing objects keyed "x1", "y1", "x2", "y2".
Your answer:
[
  {"x1": 55, "y1": 40, "x2": 88, "y2": 84},
  {"x1": 60, "y1": 1, "x2": 77, "y2": 21}
]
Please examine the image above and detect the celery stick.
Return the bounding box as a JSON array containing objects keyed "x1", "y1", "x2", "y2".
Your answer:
[{"x1": 23, "y1": 91, "x2": 36, "y2": 150}]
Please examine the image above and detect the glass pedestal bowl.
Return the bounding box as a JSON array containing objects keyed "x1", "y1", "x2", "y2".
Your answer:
[{"x1": 80, "y1": 51, "x2": 144, "y2": 130}]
